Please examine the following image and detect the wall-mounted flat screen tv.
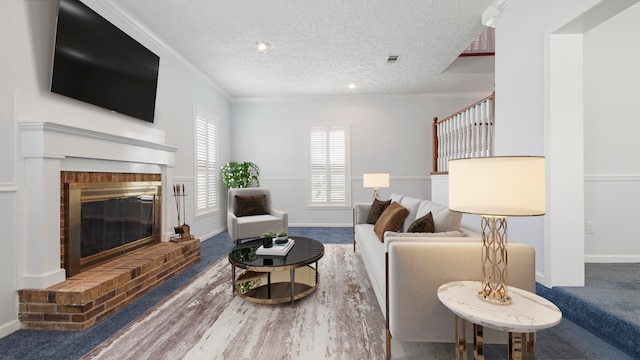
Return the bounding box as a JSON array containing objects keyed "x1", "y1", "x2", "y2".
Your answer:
[{"x1": 51, "y1": 0, "x2": 160, "y2": 123}]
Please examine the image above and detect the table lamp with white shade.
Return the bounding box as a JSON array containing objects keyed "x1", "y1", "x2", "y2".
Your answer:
[
  {"x1": 363, "y1": 173, "x2": 390, "y2": 199},
  {"x1": 448, "y1": 156, "x2": 545, "y2": 305}
]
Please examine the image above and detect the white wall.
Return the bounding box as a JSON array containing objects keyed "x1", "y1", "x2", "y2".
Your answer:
[
  {"x1": 583, "y1": 5, "x2": 640, "y2": 262},
  {"x1": 0, "y1": 0, "x2": 19, "y2": 339},
  {"x1": 430, "y1": 174, "x2": 482, "y2": 231},
  {"x1": 495, "y1": 0, "x2": 638, "y2": 287},
  {"x1": 0, "y1": 0, "x2": 231, "y2": 337},
  {"x1": 231, "y1": 94, "x2": 485, "y2": 225}
]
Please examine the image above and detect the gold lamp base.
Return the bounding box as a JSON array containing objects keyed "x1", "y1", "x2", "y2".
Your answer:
[
  {"x1": 478, "y1": 287, "x2": 512, "y2": 305},
  {"x1": 479, "y1": 215, "x2": 512, "y2": 305}
]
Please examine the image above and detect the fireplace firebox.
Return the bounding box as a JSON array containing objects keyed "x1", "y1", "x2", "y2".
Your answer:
[{"x1": 64, "y1": 181, "x2": 162, "y2": 276}]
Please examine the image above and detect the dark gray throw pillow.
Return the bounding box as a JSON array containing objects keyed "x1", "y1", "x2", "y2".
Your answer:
[
  {"x1": 407, "y1": 212, "x2": 435, "y2": 233},
  {"x1": 367, "y1": 198, "x2": 392, "y2": 224},
  {"x1": 235, "y1": 195, "x2": 268, "y2": 217}
]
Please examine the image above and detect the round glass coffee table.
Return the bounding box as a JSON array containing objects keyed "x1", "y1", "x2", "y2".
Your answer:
[{"x1": 228, "y1": 237, "x2": 324, "y2": 306}]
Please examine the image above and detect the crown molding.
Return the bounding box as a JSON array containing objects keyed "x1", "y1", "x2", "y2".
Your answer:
[
  {"x1": 482, "y1": 0, "x2": 512, "y2": 28},
  {"x1": 232, "y1": 91, "x2": 491, "y2": 104},
  {"x1": 95, "y1": 0, "x2": 232, "y2": 102}
]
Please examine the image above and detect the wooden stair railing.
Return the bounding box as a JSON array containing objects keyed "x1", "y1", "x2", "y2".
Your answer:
[
  {"x1": 432, "y1": 92, "x2": 495, "y2": 174},
  {"x1": 460, "y1": 27, "x2": 495, "y2": 56}
]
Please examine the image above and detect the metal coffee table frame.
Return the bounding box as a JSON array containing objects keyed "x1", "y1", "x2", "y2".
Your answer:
[{"x1": 228, "y1": 237, "x2": 324, "y2": 306}]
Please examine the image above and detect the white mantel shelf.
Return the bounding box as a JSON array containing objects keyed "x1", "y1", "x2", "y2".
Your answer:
[{"x1": 19, "y1": 121, "x2": 178, "y2": 165}]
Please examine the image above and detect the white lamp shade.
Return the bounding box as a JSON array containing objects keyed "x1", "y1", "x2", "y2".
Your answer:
[
  {"x1": 448, "y1": 156, "x2": 545, "y2": 216},
  {"x1": 363, "y1": 173, "x2": 390, "y2": 188}
]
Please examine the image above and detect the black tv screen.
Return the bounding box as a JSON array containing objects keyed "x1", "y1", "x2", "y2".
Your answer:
[{"x1": 51, "y1": 0, "x2": 159, "y2": 123}]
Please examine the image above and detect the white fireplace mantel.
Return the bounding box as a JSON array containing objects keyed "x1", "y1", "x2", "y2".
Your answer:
[
  {"x1": 20, "y1": 121, "x2": 178, "y2": 165},
  {"x1": 19, "y1": 121, "x2": 178, "y2": 289}
]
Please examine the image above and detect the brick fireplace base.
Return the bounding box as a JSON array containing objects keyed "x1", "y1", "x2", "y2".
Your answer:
[{"x1": 18, "y1": 239, "x2": 200, "y2": 330}]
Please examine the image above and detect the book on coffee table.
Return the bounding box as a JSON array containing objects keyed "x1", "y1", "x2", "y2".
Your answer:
[{"x1": 256, "y1": 239, "x2": 295, "y2": 256}]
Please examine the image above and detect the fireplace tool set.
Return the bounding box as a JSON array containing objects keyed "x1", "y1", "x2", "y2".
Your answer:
[{"x1": 171, "y1": 184, "x2": 193, "y2": 242}]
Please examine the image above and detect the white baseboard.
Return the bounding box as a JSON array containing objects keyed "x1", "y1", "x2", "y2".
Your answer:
[
  {"x1": 585, "y1": 254, "x2": 640, "y2": 263},
  {"x1": 535, "y1": 256, "x2": 640, "y2": 288},
  {"x1": 163, "y1": 226, "x2": 225, "y2": 243},
  {"x1": 198, "y1": 227, "x2": 226, "y2": 242},
  {"x1": 535, "y1": 271, "x2": 549, "y2": 288},
  {"x1": 0, "y1": 319, "x2": 20, "y2": 339}
]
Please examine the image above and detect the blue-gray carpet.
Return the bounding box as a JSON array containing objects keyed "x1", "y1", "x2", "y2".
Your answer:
[
  {"x1": 0, "y1": 227, "x2": 352, "y2": 360},
  {"x1": 537, "y1": 263, "x2": 640, "y2": 360},
  {"x1": 0, "y1": 227, "x2": 636, "y2": 359}
]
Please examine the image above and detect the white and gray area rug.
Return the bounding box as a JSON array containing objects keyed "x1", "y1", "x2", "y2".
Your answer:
[
  {"x1": 83, "y1": 245, "x2": 404, "y2": 359},
  {"x1": 81, "y1": 243, "x2": 636, "y2": 360}
]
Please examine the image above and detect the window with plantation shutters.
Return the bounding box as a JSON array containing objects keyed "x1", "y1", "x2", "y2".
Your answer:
[
  {"x1": 194, "y1": 107, "x2": 218, "y2": 215},
  {"x1": 308, "y1": 124, "x2": 350, "y2": 206}
]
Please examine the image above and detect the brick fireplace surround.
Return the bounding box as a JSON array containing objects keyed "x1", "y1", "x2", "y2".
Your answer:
[
  {"x1": 17, "y1": 171, "x2": 200, "y2": 330},
  {"x1": 17, "y1": 121, "x2": 194, "y2": 330},
  {"x1": 58, "y1": 171, "x2": 163, "y2": 271}
]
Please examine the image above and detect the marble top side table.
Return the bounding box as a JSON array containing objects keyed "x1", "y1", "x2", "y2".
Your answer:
[{"x1": 437, "y1": 281, "x2": 562, "y2": 360}]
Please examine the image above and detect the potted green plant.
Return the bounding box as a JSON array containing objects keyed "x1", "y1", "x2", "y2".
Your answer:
[
  {"x1": 260, "y1": 231, "x2": 275, "y2": 248},
  {"x1": 220, "y1": 161, "x2": 260, "y2": 189},
  {"x1": 275, "y1": 229, "x2": 288, "y2": 244}
]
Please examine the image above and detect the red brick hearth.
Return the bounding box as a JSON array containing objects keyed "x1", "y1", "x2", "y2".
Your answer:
[{"x1": 18, "y1": 239, "x2": 200, "y2": 330}]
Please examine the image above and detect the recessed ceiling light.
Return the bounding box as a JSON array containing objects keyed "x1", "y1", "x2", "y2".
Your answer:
[
  {"x1": 256, "y1": 41, "x2": 269, "y2": 51},
  {"x1": 348, "y1": 83, "x2": 356, "y2": 89}
]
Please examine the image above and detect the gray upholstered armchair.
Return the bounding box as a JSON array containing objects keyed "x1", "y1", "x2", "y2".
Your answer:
[{"x1": 227, "y1": 188, "x2": 288, "y2": 244}]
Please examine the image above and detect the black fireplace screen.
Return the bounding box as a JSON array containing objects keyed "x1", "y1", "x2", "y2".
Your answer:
[{"x1": 81, "y1": 195, "x2": 155, "y2": 258}]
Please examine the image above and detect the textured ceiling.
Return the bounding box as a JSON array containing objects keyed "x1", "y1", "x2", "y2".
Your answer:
[{"x1": 111, "y1": 0, "x2": 496, "y2": 98}]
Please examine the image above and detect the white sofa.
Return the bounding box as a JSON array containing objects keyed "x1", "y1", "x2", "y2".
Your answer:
[{"x1": 353, "y1": 193, "x2": 535, "y2": 359}]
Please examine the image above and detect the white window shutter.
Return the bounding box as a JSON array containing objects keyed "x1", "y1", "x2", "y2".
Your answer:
[
  {"x1": 195, "y1": 110, "x2": 218, "y2": 214},
  {"x1": 308, "y1": 125, "x2": 349, "y2": 205}
]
